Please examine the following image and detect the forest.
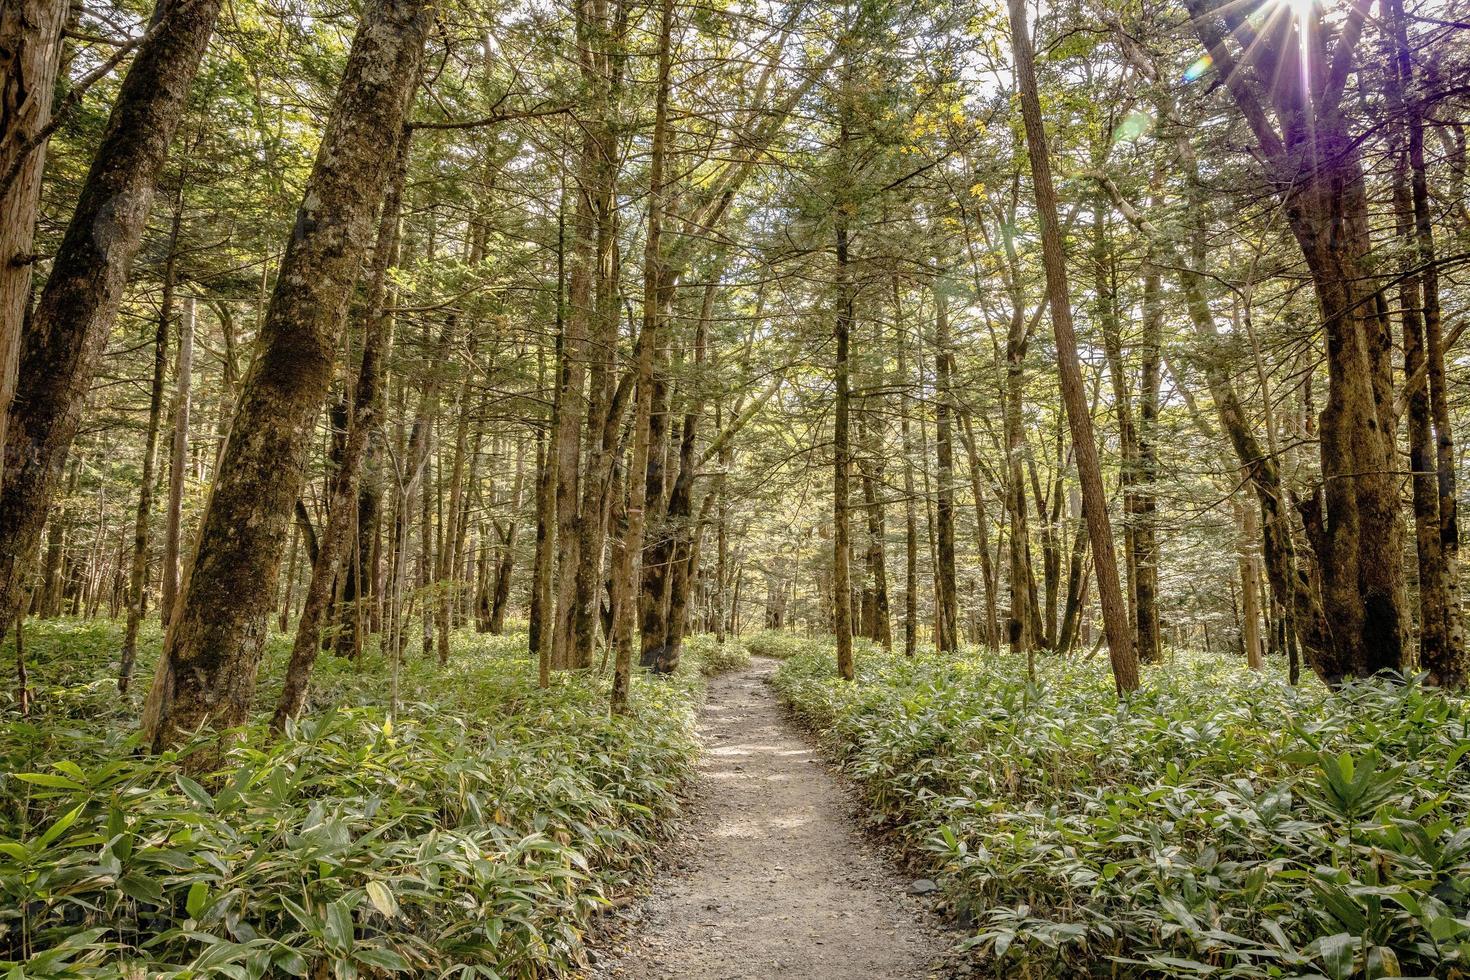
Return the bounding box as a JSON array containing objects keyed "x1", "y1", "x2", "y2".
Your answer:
[{"x1": 1, "y1": 0, "x2": 1469, "y2": 971}]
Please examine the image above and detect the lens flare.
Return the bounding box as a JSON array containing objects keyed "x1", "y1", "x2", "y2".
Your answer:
[
  {"x1": 1111, "y1": 110, "x2": 1155, "y2": 144},
  {"x1": 1183, "y1": 53, "x2": 1213, "y2": 82}
]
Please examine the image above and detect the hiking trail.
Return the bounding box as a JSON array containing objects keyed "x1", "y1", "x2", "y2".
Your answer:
[{"x1": 588, "y1": 657, "x2": 952, "y2": 979}]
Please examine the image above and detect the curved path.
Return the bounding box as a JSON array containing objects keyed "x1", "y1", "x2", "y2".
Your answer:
[{"x1": 587, "y1": 657, "x2": 951, "y2": 979}]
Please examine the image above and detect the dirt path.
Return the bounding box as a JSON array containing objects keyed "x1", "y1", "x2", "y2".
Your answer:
[{"x1": 587, "y1": 657, "x2": 951, "y2": 979}]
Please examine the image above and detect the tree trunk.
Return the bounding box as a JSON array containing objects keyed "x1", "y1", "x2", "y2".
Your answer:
[
  {"x1": 1008, "y1": 0, "x2": 1137, "y2": 693},
  {"x1": 160, "y1": 297, "x2": 193, "y2": 625},
  {"x1": 436, "y1": 351, "x2": 476, "y2": 664},
  {"x1": 140, "y1": 0, "x2": 432, "y2": 757},
  {"x1": 957, "y1": 412, "x2": 999, "y2": 648},
  {"x1": 1093, "y1": 201, "x2": 1143, "y2": 658},
  {"x1": 932, "y1": 281, "x2": 959, "y2": 653},
  {"x1": 1187, "y1": 0, "x2": 1407, "y2": 682},
  {"x1": 1389, "y1": 0, "x2": 1464, "y2": 685},
  {"x1": 0, "y1": 0, "x2": 225, "y2": 630},
  {"x1": 832, "y1": 216, "x2": 854, "y2": 680},
  {"x1": 272, "y1": 132, "x2": 408, "y2": 730},
  {"x1": 612, "y1": 0, "x2": 671, "y2": 710},
  {"x1": 896, "y1": 286, "x2": 919, "y2": 657},
  {"x1": 529, "y1": 214, "x2": 562, "y2": 680},
  {"x1": 0, "y1": 0, "x2": 66, "y2": 489},
  {"x1": 1237, "y1": 497, "x2": 1264, "y2": 669},
  {"x1": 119, "y1": 201, "x2": 179, "y2": 691},
  {"x1": 1134, "y1": 251, "x2": 1162, "y2": 663}
]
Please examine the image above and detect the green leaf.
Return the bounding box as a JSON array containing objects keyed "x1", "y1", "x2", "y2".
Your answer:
[
  {"x1": 38, "y1": 802, "x2": 85, "y2": 848},
  {"x1": 187, "y1": 881, "x2": 210, "y2": 918},
  {"x1": 354, "y1": 946, "x2": 410, "y2": 972},
  {"x1": 15, "y1": 772, "x2": 84, "y2": 790},
  {"x1": 366, "y1": 880, "x2": 399, "y2": 919},
  {"x1": 1317, "y1": 933, "x2": 1354, "y2": 980},
  {"x1": 176, "y1": 774, "x2": 215, "y2": 811},
  {"x1": 1365, "y1": 945, "x2": 1401, "y2": 978},
  {"x1": 324, "y1": 898, "x2": 354, "y2": 954}
]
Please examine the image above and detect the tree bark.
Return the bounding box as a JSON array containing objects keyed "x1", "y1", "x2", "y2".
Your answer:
[
  {"x1": 612, "y1": 0, "x2": 671, "y2": 710},
  {"x1": 160, "y1": 296, "x2": 193, "y2": 625},
  {"x1": 832, "y1": 218, "x2": 854, "y2": 680},
  {"x1": 272, "y1": 132, "x2": 408, "y2": 730},
  {"x1": 119, "y1": 198, "x2": 180, "y2": 691},
  {"x1": 1008, "y1": 0, "x2": 1138, "y2": 693},
  {"x1": 932, "y1": 280, "x2": 959, "y2": 652},
  {"x1": 0, "y1": 0, "x2": 66, "y2": 490},
  {"x1": 140, "y1": 0, "x2": 433, "y2": 757},
  {"x1": 1134, "y1": 249, "x2": 1162, "y2": 663},
  {"x1": 0, "y1": 0, "x2": 226, "y2": 631},
  {"x1": 1187, "y1": 0, "x2": 1407, "y2": 682},
  {"x1": 895, "y1": 286, "x2": 919, "y2": 657}
]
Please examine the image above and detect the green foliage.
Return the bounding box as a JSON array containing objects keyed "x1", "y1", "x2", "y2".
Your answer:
[
  {"x1": 742, "y1": 629, "x2": 828, "y2": 660},
  {"x1": 2, "y1": 621, "x2": 707, "y2": 977},
  {"x1": 773, "y1": 646, "x2": 1470, "y2": 978},
  {"x1": 682, "y1": 634, "x2": 751, "y2": 676}
]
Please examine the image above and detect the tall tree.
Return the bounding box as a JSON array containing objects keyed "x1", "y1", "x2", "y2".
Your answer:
[
  {"x1": 140, "y1": 0, "x2": 434, "y2": 755},
  {"x1": 0, "y1": 0, "x2": 228, "y2": 631},
  {"x1": 1008, "y1": 0, "x2": 1138, "y2": 694}
]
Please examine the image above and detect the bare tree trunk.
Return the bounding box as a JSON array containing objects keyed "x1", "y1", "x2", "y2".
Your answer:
[
  {"x1": 1134, "y1": 252, "x2": 1162, "y2": 663},
  {"x1": 957, "y1": 412, "x2": 999, "y2": 648},
  {"x1": 436, "y1": 352, "x2": 476, "y2": 665},
  {"x1": 637, "y1": 332, "x2": 674, "y2": 669},
  {"x1": 1237, "y1": 497, "x2": 1264, "y2": 669},
  {"x1": 658, "y1": 298, "x2": 711, "y2": 673},
  {"x1": 119, "y1": 200, "x2": 180, "y2": 691},
  {"x1": 488, "y1": 437, "x2": 524, "y2": 634},
  {"x1": 1056, "y1": 486, "x2": 1088, "y2": 654},
  {"x1": 140, "y1": 0, "x2": 433, "y2": 758},
  {"x1": 1390, "y1": 113, "x2": 1449, "y2": 678},
  {"x1": 272, "y1": 133, "x2": 408, "y2": 730},
  {"x1": 1008, "y1": 0, "x2": 1137, "y2": 692},
  {"x1": 529, "y1": 213, "x2": 562, "y2": 677},
  {"x1": 1389, "y1": 0, "x2": 1464, "y2": 684},
  {"x1": 1093, "y1": 201, "x2": 1142, "y2": 658},
  {"x1": 932, "y1": 281, "x2": 958, "y2": 652},
  {"x1": 896, "y1": 287, "x2": 919, "y2": 657},
  {"x1": 1187, "y1": 0, "x2": 1407, "y2": 682},
  {"x1": 0, "y1": 0, "x2": 225, "y2": 630},
  {"x1": 832, "y1": 216, "x2": 854, "y2": 681},
  {"x1": 857, "y1": 415, "x2": 891, "y2": 649},
  {"x1": 0, "y1": 0, "x2": 66, "y2": 486},
  {"x1": 612, "y1": 0, "x2": 671, "y2": 711},
  {"x1": 160, "y1": 297, "x2": 193, "y2": 625}
]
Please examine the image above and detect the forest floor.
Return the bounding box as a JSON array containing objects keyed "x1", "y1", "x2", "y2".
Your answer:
[{"x1": 586, "y1": 657, "x2": 953, "y2": 979}]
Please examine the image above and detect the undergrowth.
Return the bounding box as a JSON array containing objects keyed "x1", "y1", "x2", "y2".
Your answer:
[
  {"x1": 742, "y1": 629, "x2": 826, "y2": 660},
  {"x1": 1, "y1": 618, "x2": 719, "y2": 978},
  {"x1": 772, "y1": 639, "x2": 1470, "y2": 979}
]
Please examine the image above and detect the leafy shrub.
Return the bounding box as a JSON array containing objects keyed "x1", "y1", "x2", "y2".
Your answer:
[
  {"x1": 681, "y1": 634, "x2": 751, "y2": 675},
  {"x1": 2, "y1": 620, "x2": 703, "y2": 977},
  {"x1": 743, "y1": 630, "x2": 855, "y2": 660},
  {"x1": 774, "y1": 646, "x2": 1470, "y2": 979}
]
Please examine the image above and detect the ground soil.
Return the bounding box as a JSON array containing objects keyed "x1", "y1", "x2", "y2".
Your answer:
[{"x1": 586, "y1": 657, "x2": 954, "y2": 979}]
